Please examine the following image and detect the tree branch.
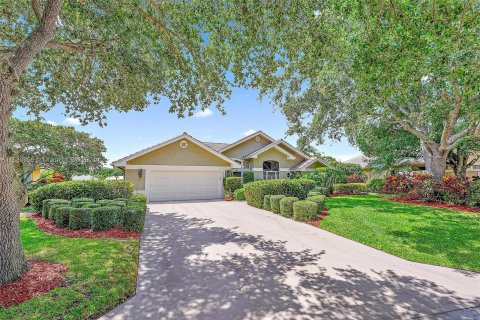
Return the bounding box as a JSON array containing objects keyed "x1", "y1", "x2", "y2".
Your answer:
[
  {"x1": 45, "y1": 41, "x2": 95, "y2": 56},
  {"x1": 386, "y1": 100, "x2": 430, "y2": 142},
  {"x1": 31, "y1": 0, "x2": 42, "y2": 21}
]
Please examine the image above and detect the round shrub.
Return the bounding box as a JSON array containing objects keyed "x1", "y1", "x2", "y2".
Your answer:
[
  {"x1": 234, "y1": 188, "x2": 245, "y2": 201},
  {"x1": 307, "y1": 191, "x2": 321, "y2": 197},
  {"x1": 244, "y1": 179, "x2": 315, "y2": 208},
  {"x1": 225, "y1": 177, "x2": 243, "y2": 192},
  {"x1": 55, "y1": 206, "x2": 72, "y2": 228},
  {"x1": 293, "y1": 200, "x2": 318, "y2": 221},
  {"x1": 367, "y1": 178, "x2": 386, "y2": 193},
  {"x1": 263, "y1": 195, "x2": 272, "y2": 210},
  {"x1": 270, "y1": 195, "x2": 286, "y2": 213},
  {"x1": 29, "y1": 180, "x2": 134, "y2": 212},
  {"x1": 279, "y1": 197, "x2": 298, "y2": 217},
  {"x1": 69, "y1": 208, "x2": 92, "y2": 230},
  {"x1": 306, "y1": 195, "x2": 326, "y2": 214},
  {"x1": 90, "y1": 206, "x2": 118, "y2": 231},
  {"x1": 120, "y1": 207, "x2": 146, "y2": 232}
]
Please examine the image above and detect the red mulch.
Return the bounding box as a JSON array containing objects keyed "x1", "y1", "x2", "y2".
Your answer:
[
  {"x1": 307, "y1": 207, "x2": 329, "y2": 226},
  {"x1": 0, "y1": 261, "x2": 68, "y2": 308},
  {"x1": 30, "y1": 214, "x2": 140, "y2": 239},
  {"x1": 387, "y1": 198, "x2": 480, "y2": 213}
]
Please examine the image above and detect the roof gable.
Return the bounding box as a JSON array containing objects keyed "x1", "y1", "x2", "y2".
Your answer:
[
  {"x1": 219, "y1": 131, "x2": 275, "y2": 153},
  {"x1": 244, "y1": 141, "x2": 297, "y2": 160}
]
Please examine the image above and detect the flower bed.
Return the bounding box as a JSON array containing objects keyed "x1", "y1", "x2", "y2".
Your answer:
[
  {"x1": 0, "y1": 261, "x2": 68, "y2": 308},
  {"x1": 30, "y1": 214, "x2": 140, "y2": 239}
]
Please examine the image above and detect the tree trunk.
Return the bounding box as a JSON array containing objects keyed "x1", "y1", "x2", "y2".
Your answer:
[
  {"x1": 452, "y1": 154, "x2": 468, "y2": 182},
  {"x1": 0, "y1": 61, "x2": 30, "y2": 286},
  {"x1": 424, "y1": 144, "x2": 449, "y2": 183}
]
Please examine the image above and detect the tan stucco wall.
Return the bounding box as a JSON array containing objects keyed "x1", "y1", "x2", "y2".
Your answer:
[
  {"x1": 251, "y1": 148, "x2": 305, "y2": 169},
  {"x1": 127, "y1": 140, "x2": 231, "y2": 166},
  {"x1": 222, "y1": 136, "x2": 271, "y2": 159},
  {"x1": 125, "y1": 169, "x2": 145, "y2": 190}
]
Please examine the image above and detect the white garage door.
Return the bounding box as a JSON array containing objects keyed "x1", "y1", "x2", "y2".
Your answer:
[{"x1": 149, "y1": 170, "x2": 223, "y2": 201}]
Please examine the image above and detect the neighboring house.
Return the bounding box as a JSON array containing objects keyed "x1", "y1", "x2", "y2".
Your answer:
[
  {"x1": 22, "y1": 165, "x2": 47, "y2": 184},
  {"x1": 71, "y1": 175, "x2": 99, "y2": 181},
  {"x1": 112, "y1": 131, "x2": 329, "y2": 201}
]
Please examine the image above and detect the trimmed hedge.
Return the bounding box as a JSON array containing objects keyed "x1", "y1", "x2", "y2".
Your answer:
[
  {"x1": 225, "y1": 177, "x2": 243, "y2": 192},
  {"x1": 83, "y1": 203, "x2": 101, "y2": 209},
  {"x1": 243, "y1": 172, "x2": 254, "y2": 183},
  {"x1": 307, "y1": 191, "x2": 321, "y2": 197},
  {"x1": 270, "y1": 195, "x2": 286, "y2": 213},
  {"x1": 90, "y1": 206, "x2": 118, "y2": 231},
  {"x1": 128, "y1": 193, "x2": 147, "y2": 204},
  {"x1": 234, "y1": 188, "x2": 245, "y2": 201},
  {"x1": 120, "y1": 207, "x2": 146, "y2": 232},
  {"x1": 306, "y1": 195, "x2": 326, "y2": 214},
  {"x1": 96, "y1": 199, "x2": 113, "y2": 206},
  {"x1": 333, "y1": 183, "x2": 367, "y2": 194},
  {"x1": 279, "y1": 197, "x2": 298, "y2": 217},
  {"x1": 69, "y1": 208, "x2": 92, "y2": 230},
  {"x1": 293, "y1": 200, "x2": 318, "y2": 221},
  {"x1": 30, "y1": 180, "x2": 133, "y2": 211},
  {"x1": 244, "y1": 179, "x2": 315, "y2": 208},
  {"x1": 48, "y1": 203, "x2": 69, "y2": 220},
  {"x1": 71, "y1": 198, "x2": 94, "y2": 204},
  {"x1": 42, "y1": 199, "x2": 70, "y2": 218},
  {"x1": 263, "y1": 195, "x2": 272, "y2": 210},
  {"x1": 55, "y1": 207, "x2": 72, "y2": 228}
]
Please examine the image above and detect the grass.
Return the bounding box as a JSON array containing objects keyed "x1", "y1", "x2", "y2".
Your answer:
[
  {"x1": 0, "y1": 217, "x2": 139, "y2": 320},
  {"x1": 321, "y1": 195, "x2": 480, "y2": 272}
]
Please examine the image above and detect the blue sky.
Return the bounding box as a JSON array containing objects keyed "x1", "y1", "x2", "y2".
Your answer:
[{"x1": 14, "y1": 87, "x2": 360, "y2": 166}]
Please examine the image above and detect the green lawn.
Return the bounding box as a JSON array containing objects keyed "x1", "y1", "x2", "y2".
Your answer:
[
  {"x1": 321, "y1": 195, "x2": 480, "y2": 272},
  {"x1": 0, "y1": 217, "x2": 139, "y2": 320}
]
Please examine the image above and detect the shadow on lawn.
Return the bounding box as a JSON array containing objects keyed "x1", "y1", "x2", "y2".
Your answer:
[{"x1": 102, "y1": 208, "x2": 479, "y2": 320}]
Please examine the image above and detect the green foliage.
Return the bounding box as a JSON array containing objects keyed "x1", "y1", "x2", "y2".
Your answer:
[
  {"x1": 96, "y1": 199, "x2": 113, "y2": 206},
  {"x1": 29, "y1": 180, "x2": 133, "y2": 211},
  {"x1": 293, "y1": 200, "x2": 318, "y2": 221},
  {"x1": 120, "y1": 208, "x2": 146, "y2": 233},
  {"x1": 244, "y1": 179, "x2": 315, "y2": 208},
  {"x1": 243, "y1": 172, "x2": 254, "y2": 184},
  {"x1": 306, "y1": 195, "x2": 326, "y2": 214},
  {"x1": 68, "y1": 208, "x2": 92, "y2": 230},
  {"x1": 72, "y1": 198, "x2": 95, "y2": 204},
  {"x1": 234, "y1": 188, "x2": 245, "y2": 201},
  {"x1": 307, "y1": 191, "x2": 321, "y2": 197},
  {"x1": 270, "y1": 195, "x2": 286, "y2": 214},
  {"x1": 367, "y1": 178, "x2": 386, "y2": 193},
  {"x1": 128, "y1": 194, "x2": 147, "y2": 204},
  {"x1": 41, "y1": 199, "x2": 70, "y2": 218},
  {"x1": 469, "y1": 180, "x2": 480, "y2": 207},
  {"x1": 279, "y1": 197, "x2": 298, "y2": 218},
  {"x1": 90, "y1": 207, "x2": 118, "y2": 231},
  {"x1": 11, "y1": 119, "x2": 106, "y2": 182},
  {"x1": 263, "y1": 195, "x2": 272, "y2": 211},
  {"x1": 313, "y1": 187, "x2": 330, "y2": 196},
  {"x1": 225, "y1": 177, "x2": 243, "y2": 193},
  {"x1": 95, "y1": 168, "x2": 124, "y2": 180},
  {"x1": 54, "y1": 207, "x2": 72, "y2": 228},
  {"x1": 308, "y1": 168, "x2": 347, "y2": 193},
  {"x1": 333, "y1": 183, "x2": 367, "y2": 195},
  {"x1": 82, "y1": 203, "x2": 101, "y2": 209}
]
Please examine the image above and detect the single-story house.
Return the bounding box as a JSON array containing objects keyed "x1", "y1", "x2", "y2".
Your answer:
[{"x1": 112, "y1": 131, "x2": 329, "y2": 202}]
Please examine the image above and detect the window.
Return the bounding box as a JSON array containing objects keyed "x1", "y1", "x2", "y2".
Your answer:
[
  {"x1": 473, "y1": 165, "x2": 480, "y2": 170},
  {"x1": 263, "y1": 160, "x2": 279, "y2": 180}
]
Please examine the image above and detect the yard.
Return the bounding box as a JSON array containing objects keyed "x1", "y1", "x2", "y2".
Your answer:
[
  {"x1": 0, "y1": 217, "x2": 139, "y2": 320},
  {"x1": 321, "y1": 195, "x2": 480, "y2": 272}
]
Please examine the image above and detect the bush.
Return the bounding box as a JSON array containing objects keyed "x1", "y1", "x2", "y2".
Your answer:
[
  {"x1": 225, "y1": 177, "x2": 243, "y2": 192},
  {"x1": 72, "y1": 197, "x2": 94, "y2": 204},
  {"x1": 90, "y1": 206, "x2": 118, "y2": 231},
  {"x1": 307, "y1": 191, "x2": 321, "y2": 197},
  {"x1": 270, "y1": 195, "x2": 286, "y2": 213},
  {"x1": 243, "y1": 172, "x2": 254, "y2": 183},
  {"x1": 263, "y1": 195, "x2": 272, "y2": 210},
  {"x1": 83, "y1": 203, "x2": 101, "y2": 209},
  {"x1": 69, "y1": 208, "x2": 92, "y2": 230},
  {"x1": 313, "y1": 186, "x2": 330, "y2": 196},
  {"x1": 333, "y1": 183, "x2": 367, "y2": 194},
  {"x1": 128, "y1": 193, "x2": 147, "y2": 204},
  {"x1": 306, "y1": 195, "x2": 326, "y2": 213},
  {"x1": 96, "y1": 199, "x2": 113, "y2": 206},
  {"x1": 110, "y1": 201, "x2": 126, "y2": 208},
  {"x1": 293, "y1": 200, "x2": 318, "y2": 221},
  {"x1": 55, "y1": 207, "x2": 72, "y2": 228},
  {"x1": 469, "y1": 180, "x2": 480, "y2": 207},
  {"x1": 73, "y1": 201, "x2": 91, "y2": 208},
  {"x1": 307, "y1": 168, "x2": 346, "y2": 194},
  {"x1": 234, "y1": 188, "x2": 245, "y2": 201},
  {"x1": 367, "y1": 178, "x2": 386, "y2": 193},
  {"x1": 244, "y1": 179, "x2": 316, "y2": 208},
  {"x1": 120, "y1": 207, "x2": 146, "y2": 232},
  {"x1": 279, "y1": 197, "x2": 298, "y2": 217},
  {"x1": 29, "y1": 180, "x2": 134, "y2": 212},
  {"x1": 346, "y1": 174, "x2": 366, "y2": 183},
  {"x1": 41, "y1": 199, "x2": 69, "y2": 218},
  {"x1": 48, "y1": 202, "x2": 70, "y2": 220}
]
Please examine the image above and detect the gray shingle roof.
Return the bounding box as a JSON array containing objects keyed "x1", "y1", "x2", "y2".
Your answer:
[{"x1": 202, "y1": 142, "x2": 230, "y2": 151}]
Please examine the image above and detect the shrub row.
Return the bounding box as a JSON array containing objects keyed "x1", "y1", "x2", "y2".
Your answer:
[
  {"x1": 261, "y1": 193, "x2": 326, "y2": 222},
  {"x1": 333, "y1": 183, "x2": 367, "y2": 194},
  {"x1": 30, "y1": 180, "x2": 134, "y2": 212},
  {"x1": 244, "y1": 179, "x2": 315, "y2": 208}
]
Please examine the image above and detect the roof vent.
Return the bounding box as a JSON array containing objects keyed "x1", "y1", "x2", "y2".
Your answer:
[{"x1": 255, "y1": 136, "x2": 261, "y2": 142}]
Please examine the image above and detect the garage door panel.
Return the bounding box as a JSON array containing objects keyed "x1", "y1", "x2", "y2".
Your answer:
[{"x1": 149, "y1": 170, "x2": 223, "y2": 201}]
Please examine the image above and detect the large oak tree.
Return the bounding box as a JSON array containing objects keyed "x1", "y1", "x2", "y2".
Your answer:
[{"x1": 0, "y1": 0, "x2": 314, "y2": 285}]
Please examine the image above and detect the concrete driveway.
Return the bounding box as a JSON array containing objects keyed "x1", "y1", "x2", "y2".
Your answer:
[{"x1": 101, "y1": 200, "x2": 480, "y2": 320}]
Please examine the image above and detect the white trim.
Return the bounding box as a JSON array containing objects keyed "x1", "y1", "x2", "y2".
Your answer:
[
  {"x1": 126, "y1": 165, "x2": 235, "y2": 170},
  {"x1": 244, "y1": 141, "x2": 297, "y2": 160},
  {"x1": 251, "y1": 168, "x2": 293, "y2": 172},
  {"x1": 218, "y1": 131, "x2": 275, "y2": 153},
  {"x1": 112, "y1": 132, "x2": 239, "y2": 168}
]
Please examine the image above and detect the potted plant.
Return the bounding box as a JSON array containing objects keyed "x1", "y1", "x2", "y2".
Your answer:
[{"x1": 224, "y1": 192, "x2": 234, "y2": 201}]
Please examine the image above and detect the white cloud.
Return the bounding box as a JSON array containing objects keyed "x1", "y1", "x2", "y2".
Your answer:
[
  {"x1": 45, "y1": 120, "x2": 58, "y2": 126},
  {"x1": 194, "y1": 108, "x2": 213, "y2": 118},
  {"x1": 243, "y1": 128, "x2": 257, "y2": 136},
  {"x1": 63, "y1": 117, "x2": 81, "y2": 126}
]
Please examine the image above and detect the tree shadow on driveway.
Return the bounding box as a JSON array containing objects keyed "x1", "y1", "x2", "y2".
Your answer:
[{"x1": 102, "y1": 210, "x2": 480, "y2": 320}]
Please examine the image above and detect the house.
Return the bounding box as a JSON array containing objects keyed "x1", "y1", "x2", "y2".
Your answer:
[{"x1": 112, "y1": 131, "x2": 329, "y2": 201}]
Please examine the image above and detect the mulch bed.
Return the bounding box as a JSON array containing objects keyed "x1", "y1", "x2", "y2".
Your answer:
[
  {"x1": 307, "y1": 207, "x2": 329, "y2": 227},
  {"x1": 30, "y1": 214, "x2": 140, "y2": 239},
  {"x1": 0, "y1": 261, "x2": 68, "y2": 308},
  {"x1": 386, "y1": 198, "x2": 480, "y2": 214}
]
